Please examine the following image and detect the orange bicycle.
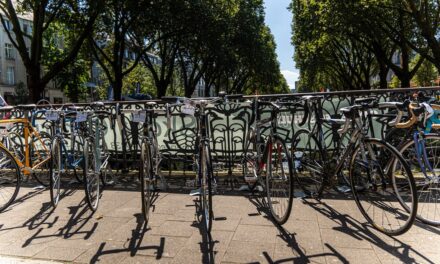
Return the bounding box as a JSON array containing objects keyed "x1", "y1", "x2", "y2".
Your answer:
[{"x1": 0, "y1": 104, "x2": 51, "y2": 212}]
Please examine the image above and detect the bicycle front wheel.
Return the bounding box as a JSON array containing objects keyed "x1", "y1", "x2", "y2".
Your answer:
[
  {"x1": 291, "y1": 129, "x2": 325, "y2": 198},
  {"x1": 140, "y1": 140, "x2": 153, "y2": 223},
  {"x1": 398, "y1": 134, "x2": 440, "y2": 226},
  {"x1": 0, "y1": 146, "x2": 21, "y2": 212},
  {"x1": 350, "y1": 138, "x2": 417, "y2": 236},
  {"x1": 200, "y1": 144, "x2": 213, "y2": 232},
  {"x1": 266, "y1": 136, "x2": 294, "y2": 225},
  {"x1": 83, "y1": 138, "x2": 100, "y2": 211},
  {"x1": 49, "y1": 136, "x2": 62, "y2": 207}
]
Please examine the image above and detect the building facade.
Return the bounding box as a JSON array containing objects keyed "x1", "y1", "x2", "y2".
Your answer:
[{"x1": 0, "y1": 13, "x2": 66, "y2": 104}]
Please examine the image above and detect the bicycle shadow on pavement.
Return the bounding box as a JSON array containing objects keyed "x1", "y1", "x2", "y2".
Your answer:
[
  {"x1": 20, "y1": 195, "x2": 99, "y2": 248},
  {"x1": 89, "y1": 213, "x2": 165, "y2": 262},
  {"x1": 302, "y1": 198, "x2": 436, "y2": 264},
  {"x1": 190, "y1": 197, "x2": 217, "y2": 264},
  {"x1": 247, "y1": 194, "x2": 348, "y2": 263}
]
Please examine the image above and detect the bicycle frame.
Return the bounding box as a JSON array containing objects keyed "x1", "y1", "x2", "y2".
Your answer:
[
  {"x1": 412, "y1": 131, "x2": 437, "y2": 179},
  {"x1": 0, "y1": 118, "x2": 50, "y2": 175}
]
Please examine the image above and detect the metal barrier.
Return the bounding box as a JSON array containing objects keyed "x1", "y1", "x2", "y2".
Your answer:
[{"x1": 6, "y1": 86, "x2": 440, "y2": 188}]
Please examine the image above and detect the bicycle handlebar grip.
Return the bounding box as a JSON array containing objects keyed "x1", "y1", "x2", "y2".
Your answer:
[{"x1": 337, "y1": 119, "x2": 350, "y2": 134}]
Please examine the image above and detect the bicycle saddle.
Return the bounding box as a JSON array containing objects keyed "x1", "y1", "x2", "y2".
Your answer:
[
  {"x1": 16, "y1": 104, "x2": 36, "y2": 110},
  {"x1": 322, "y1": 118, "x2": 346, "y2": 127},
  {"x1": 146, "y1": 102, "x2": 157, "y2": 106},
  {"x1": 0, "y1": 106, "x2": 14, "y2": 112}
]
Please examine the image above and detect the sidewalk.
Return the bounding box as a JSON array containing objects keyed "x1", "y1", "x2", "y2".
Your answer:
[{"x1": 0, "y1": 185, "x2": 439, "y2": 263}]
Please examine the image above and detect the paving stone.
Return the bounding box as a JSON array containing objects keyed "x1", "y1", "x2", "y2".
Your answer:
[
  {"x1": 121, "y1": 255, "x2": 173, "y2": 264},
  {"x1": 73, "y1": 241, "x2": 129, "y2": 263},
  {"x1": 232, "y1": 224, "x2": 278, "y2": 244},
  {"x1": 0, "y1": 243, "x2": 48, "y2": 258},
  {"x1": 33, "y1": 246, "x2": 86, "y2": 262},
  {"x1": 134, "y1": 235, "x2": 188, "y2": 258},
  {"x1": 324, "y1": 247, "x2": 380, "y2": 264},
  {"x1": 149, "y1": 221, "x2": 196, "y2": 238},
  {"x1": 320, "y1": 227, "x2": 373, "y2": 250},
  {"x1": 222, "y1": 240, "x2": 275, "y2": 263},
  {"x1": 2, "y1": 187, "x2": 439, "y2": 263}
]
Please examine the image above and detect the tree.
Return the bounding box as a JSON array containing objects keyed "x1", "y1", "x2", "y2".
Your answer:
[
  {"x1": 411, "y1": 54, "x2": 438, "y2": 86},
  {"x1": 0, "y1": 0, "x2": 104, "y2": 102}
]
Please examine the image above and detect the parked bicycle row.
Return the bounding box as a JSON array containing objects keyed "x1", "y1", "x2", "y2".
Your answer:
[{"x1": 0, "y1": 91, "x2": 438, "y2": 239}]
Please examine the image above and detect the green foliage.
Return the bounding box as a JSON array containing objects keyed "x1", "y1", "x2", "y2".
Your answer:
[
  {"x1": 410, "y1": 54, "x2": 438, "y2": 87},
  {"x1": 122, "y1": 63, "x2": 156, "y2": 97}
]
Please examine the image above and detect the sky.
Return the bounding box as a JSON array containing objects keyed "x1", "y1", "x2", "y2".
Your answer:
[{"x1": 263, "y1": 0, "x2": 299, "y2": 90}]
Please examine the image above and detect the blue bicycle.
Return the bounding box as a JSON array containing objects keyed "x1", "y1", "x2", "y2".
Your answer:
[{"x1": 384, "y1": 99, "x2": 440, "y2": 226}]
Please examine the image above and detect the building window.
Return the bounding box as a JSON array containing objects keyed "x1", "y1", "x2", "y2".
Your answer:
[
  {"x1": 6, "y1": 67, "x2": 15, "y2": 85},
  {"x1": 53, "y1": 97, "x2": 63, "y2": 104},
  {"x1": 3, "y1": 20, "x2": 12, "y2": 31},
  {"x1": 5, "y1": 43, "x2": 14, "y2": 59}
]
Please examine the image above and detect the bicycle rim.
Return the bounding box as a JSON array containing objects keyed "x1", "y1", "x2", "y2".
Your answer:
[
  {"x1": 0, "y1": 146, "x2": 21, "y2": 212},
  {"x1": 83, "y1": 139, "x2": 100, "y2": 211},
  {"x1": 291, "y1": 129, "x2": 324, "y2": 198},
  {"x1": 398, "y1": 135, "x2": 440, "y2": 226},
  {"x1": 350, "y1": 138, "x2": 417, "y2": 235},
  {"x1": 49, "y1": 137, "x2": 62, "y2": 207},
  {"x1": 141, "y1": 141, "x2": 152, "y2": 223},
  {"x1": 200, "y1": 146, "x2": 213, "y2": 232},
  {"x1": 266, "y1": 137, "x2": 293, "y2": 225}
]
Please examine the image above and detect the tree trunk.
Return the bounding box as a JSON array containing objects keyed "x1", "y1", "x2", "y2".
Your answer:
[
  {"x1": 27, "y1": 70, "x2": 44, "y2": 103},
  {"x1": 379, "y1": 62, "x2": 388, "y2": 88},
  {"x1": 113, "y1": 77, "x2": 123, "y2": 101},
  {"x1": 157, "y1": 80, "x2": 167, "y2": 98}
]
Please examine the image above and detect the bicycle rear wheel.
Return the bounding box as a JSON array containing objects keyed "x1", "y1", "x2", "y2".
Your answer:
[
  {"x1": 291, "y1": 129, "x2": 325, "y2": 198},
  {"x1": 31, "y1": 131, "x2": 51, "y2": 186},
  {"x1": 49, "y1": 136, "x2": 62, "y2": 207},
  {"x1": 398, "y1": 134, "x2": 440, "y2": 226},
  {"x1": 140, "y1": 140, "x2": 153, "y2": 223},
  {"x1": 350, "y1": 138, "x2": 417, "y2": 236},
  {"x1": 83, "y1": 138, "x2": 100, "y2": 211},
  {"x1": 0, "y1": 146, "x2": 21, "y2": 212},
  {"x1": 266, "y1": 136, "x2": 294, "y2": 225}
]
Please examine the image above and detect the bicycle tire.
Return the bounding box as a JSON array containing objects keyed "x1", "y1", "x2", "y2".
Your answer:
[
  {"x1": 30, "y1": 131, "x2": 51, "y2": 186},
  {"x1": 350, "y1": 138, "x2": 417, "y2": 236},
  {"x1": 72, "y1": 135, "x2": 85, "y2": 183},
  {"x1": 140, "y1": 140, "x2": 152, "y2": 223},
  {"x1": 49, "y1": 136, "x2": 62, "y2": 207},
  {"x1": 83, "y1": 138, "x2": 100, "y2": 211},
  {"x1": 242, "y1": 127, "x2": 259, "y2": 191},
  {"x1": 200, "y1": 144, "x2": 213, "y2": 233},
  {"x1": 291, "y1": 129, "x2": 325, "y2": 198},
  {"x1": 0, "y1": 146, "x2": 21, "y2": 212},
  {"x1": 266, "y1": 136, "x2": 294, "y2": 225},
  {"x1": 398, "y1": 134, "x2": 440, "y2": 226}
]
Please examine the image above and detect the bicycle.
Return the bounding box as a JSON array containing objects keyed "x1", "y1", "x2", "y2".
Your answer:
[
  {"x1": 383, "y1": 100, "x2": 440, "y2": 226},
  {"x1": 119, "y1": 102, "x2": 164, "y2": 223},
  {"x1": 0, "y1": 104, "x2": 51, "y2": 212},
  {"x1": 292, "y1": 98, "x2": 418, "y2": 235},
  {"x1": 47, "y1": 105, "x2": 88, "y2": 207},
  {"x1": 241, "y1": 97, "x2": 295, "y2": 225},
  {"x1": 162, "y1": 94, "x2": 235, "y2": 233}
]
